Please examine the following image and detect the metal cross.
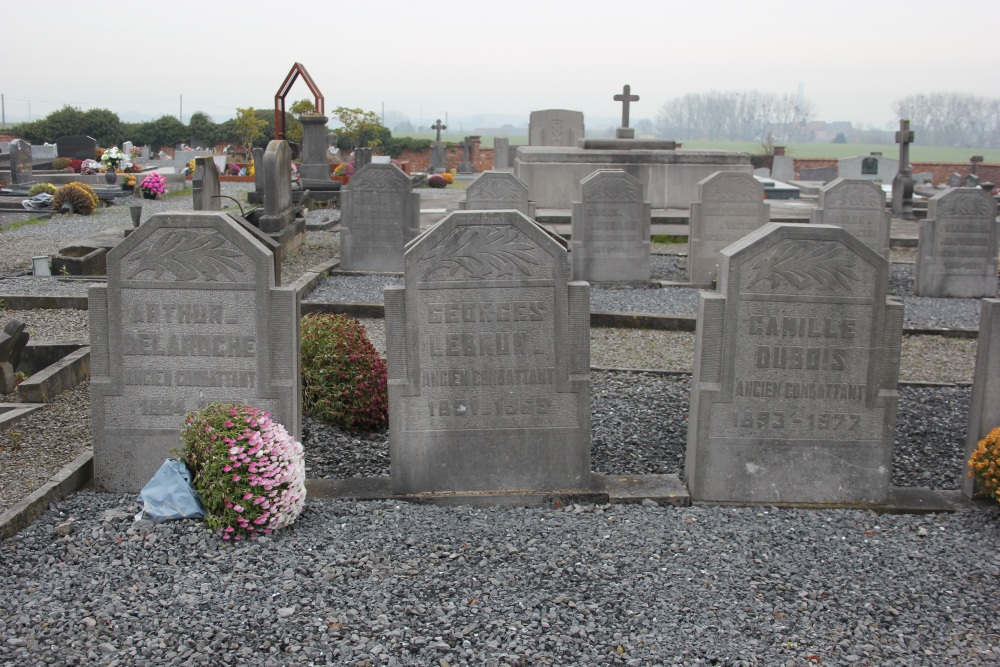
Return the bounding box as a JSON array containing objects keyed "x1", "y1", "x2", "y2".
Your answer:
[
  {"x1": 614, "y1": 84, "x2": 640, "y2": 128},
  {"x1": 432, "y1": 119, "x2": 447, "y2": 143}
]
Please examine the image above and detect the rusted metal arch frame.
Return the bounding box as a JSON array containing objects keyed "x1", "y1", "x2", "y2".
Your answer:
[{"x1": 274, "y1": 62, "x2": 325, "y2": 140}]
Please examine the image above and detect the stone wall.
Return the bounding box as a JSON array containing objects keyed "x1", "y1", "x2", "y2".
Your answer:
[
  {"x1": 397, "y1": 138, "x2": 494, "y2": 173},
  {"x1": 791, "y1": 158, "x2": 999, "y2": 186}
]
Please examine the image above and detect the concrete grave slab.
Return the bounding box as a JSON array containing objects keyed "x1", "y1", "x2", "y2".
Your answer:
[
  {"x1": 89, "y1": 211, "x2": 300, "y2": 493},
  {"x1": 686, "y1": 223, "x2": 903, "y2": 504},
  {"x1": 340, "y1": 163, "x2": 420, "y2": 272},
  {"x1": 811, "y1": 178, "x2": 891, "y2": 260}
]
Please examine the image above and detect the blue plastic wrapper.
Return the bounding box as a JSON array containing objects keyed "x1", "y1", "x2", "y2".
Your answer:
[{"x1": 135, "y1": 459, "x2": 205, "y2": 523}]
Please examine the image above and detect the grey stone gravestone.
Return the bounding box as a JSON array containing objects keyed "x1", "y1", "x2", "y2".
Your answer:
[
  {"x1": 258, "y1": 140, "x2": 295, "y2": 233},
  {"x1": 89, "y1": 211, "x2": 301, "y2": 493},
  {"x1": 354, "y1": 147, "x2": 372, "y2": 170},
  {"x1": 839, "y1": 155, "x2": 899, "y2": 183},
  {"x1": 192, "y1": 156, "x2": 222, "y2": 211},
  {"x1": 462, "y1": 171, "x2": 532, "y2": 217},
  {"x1": 385, "y1": 209, "x2": 591, "y2": 494},
  {"x1": 686, "y1": 222, "x2": 903, "y2": 504},
  {"x1": 459, "y1": 137, "x2": 475, "y2": 173},
  {"x1": 33, "y1": 144, "x2": 56, "y2": 160},
  {"x1": 963, "y1": 299, "x2": 1000, "y2": 498},
  {"x1": 688, "y1": 171, "x2": 769, "y2": 285},
  {"x1": 0, "y1": 319, "x2": 29, "y2": 394},
  {"x1": 56, "y1": 135, "x2": 98, "y2": 160},
  {"x1": 770, "y1": 155, "x2": 795, "y2": 183},
  {"x1": 915, "y1": 188, "x2": 1000, "y2": 298},
  {"x1": 299, "y1": 115, "x2": 336, "y2": 189},
  {"x1": 429, "y1": 119, "x2": 447, "y2": 173},
  {"x1": 123, "y1": 141, "x2": 134, "y2": 156},
  {"x1": 493, "y1": 137, "x2": 510, "y2": 171},
  {"x1": 947, "y1": 173, "x2": 963, "y2": 187},
  {"x1": 799, "y1": 166, "x2": 837, "y2": 183},
  {"x1": 966, "y1": 173, "x2": 981, "y2": 188},
  {"x1": 340, "y1": 163, "x2": 420, "y2": 272},
  {"x1": 9, "y1": 139, "x2": 33, "y2": 186},
  {"x1": 252, "y1": 147, "x2": 265, "y2": 193},
  {"x1": 528, "y1": 109, "x2": 585, "y2": 147},
  {"x1": 754, "y1": 167, "x2": 771, "y2": 177},
  {"x1": 613, "y1": 85, "x2": 639, "y2": 139},
  {"x1": 571, "y1": 170, "x2": 650, "y2": 284},
  {"x1": 811, "y1": 178, "x2": 890, "y2": 260},
  {"x1": 891, "y1": 119, "x2": 915, "y2": 218}
]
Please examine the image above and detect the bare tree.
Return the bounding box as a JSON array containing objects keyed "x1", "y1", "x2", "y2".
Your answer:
[
  {"x1": 894, "y1": 93, "x2": 1000, "y2": 148},
  {"x1": 655, "y1": 90, "x2": 816, "y2": 143}
]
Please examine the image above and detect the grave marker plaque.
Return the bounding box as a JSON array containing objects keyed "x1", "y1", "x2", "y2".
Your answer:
[
  {"x1": 340, "y1": 163, "x2": 420, "y2": 272},
  {"x1": 9, "y1": 139, "x2": 32, "y2": 185},
  {"x1": 56, "y1": 135, "x2": 98, "y2": 160},
  {"x1": 915, "y1": 188, "x2": 999, "y2": 298},
  {"x1": 811, "y1": 178, "x2": 890, "y2": 260},
  {"x1": 686, "y1": 223, "x2": 903, "y2": 504},
  {"x1": 192, "y1": 156, "x2": 222, "y2": 211},
  {"x1": 463, "y1": 171, "x2": 531, "y2": 215},
  {"x1": 688, "y1": 171, "x2": 769, "y2": 285},
  {"x1": 385, "y1": 210, "x2": 591, "y2": 494},
  {"x1": 571, "y1": 170, "x2": 650, "y2": 283},
  {"x1": 89, "y1": 212, "x2": 300, "y2": 493}
]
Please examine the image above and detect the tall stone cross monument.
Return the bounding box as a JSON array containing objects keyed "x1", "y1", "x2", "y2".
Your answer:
[
  {"x1": 430, "y1": 118, "x2": 448, "y2": 172},
  {"x1": 614, "y1": 84, "x2": 640, "y2": 139},
  {"x1": 891, "y1": 119, "x2": 915, "y2": 218}
]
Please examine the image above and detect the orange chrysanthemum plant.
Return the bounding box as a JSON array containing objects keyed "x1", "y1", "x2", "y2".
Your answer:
[{"x1": 969, "y1": 426, "x2": 1000, "y2": 501}]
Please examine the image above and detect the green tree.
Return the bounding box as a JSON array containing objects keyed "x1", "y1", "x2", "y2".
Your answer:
[
  {"x1": 235, "y1": 107, "x2": 267, "y2": 153},
  {"x1": 332, "y1": 106, "x2": 385, "y2": 150},
  {"x1": 42, "y1": 105, "x2": 88, "y2": 141},
  {"x1": 833, "y1": 132, "x2": 848, "y2": 144},
  {"x1": 82, "y1": 108, "x2": 122, "y2": 146},
  {"x1": 289, "y1": 99, "x2": 316, "y2": 115},
  {"x1": 137, "y1": 115, "x2": 189, "y2": 152},
  {"x1": 187, "y1": 112, "x2": 218, "y2": 147},
  {"x1": 7, "y1": 119, "x2": 48, "y2": 144}
]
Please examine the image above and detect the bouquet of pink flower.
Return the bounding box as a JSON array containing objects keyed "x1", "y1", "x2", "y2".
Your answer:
[
  {"x1": 333, "y1": 161, "x2": 355, "y2": 177},
  {"x1": 139, "y1": 172, "x2": 168, "y2": 198},
  {"x1": 179, "y1": 403, "x2": 305, "y2": 540}
]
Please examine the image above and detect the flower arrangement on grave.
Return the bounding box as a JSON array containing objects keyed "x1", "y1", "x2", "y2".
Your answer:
[
  {"x1": 332, "y1": 161, "x2": 355, "y2": 178},
  {"x1": 80, "y1": 159, "x2": 100, "y2": 175},
  {"x1": 52, "y1": 157, "x2": 72, "y2": 171},
  {"x1": 187, "y1": 159, "x2": 196, "y2": 175},
  {"x1": 227, "y1": 163, "x2": 242, "y2": 176},
  {"x1": 100, "y1": 147, "x2": 127, "y2": 172},
  {"x1": 68, "y1": 159, "x2": 83, "y2": 174},
  {"x1": 52, "y1": 182, "x2": 98, "y2": 215},
  {"x1": 427, "y1": 174, "x2": 447, "y2": 188},
  {"x1": 441, "y1": 172, "x2": 455, "y2": 185},
  {"x1": 128, "y1": 146, "x2": 142, "y2": 159},
  {"x1": 969, "y1": 426, "x2": 1000, "y2": 502},
  {"x1": 300, "y1": 314, "x2": 388, "y2": 432},
  {"x1": 122, "y1": 173, "x2": 137, "y2": 190},
  {"x1": 139, "y1": 172, "x2": 168, "y2": 199},
  {"x1": 248, "y1": 159, "x2": 255, "y2": 178},
  {"x1": 179, "y1": 403, "x2": 306, "y2": 540},
  {"x1": 28, "y1": 183, "x2": 57, "y2": 197}
]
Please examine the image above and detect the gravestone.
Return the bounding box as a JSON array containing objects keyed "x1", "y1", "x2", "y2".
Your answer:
[
  {"x1": 89, "y1": 211, "x2": 301, "y2": 493},
  {"x1": 299, "y1": 115, "x2": 338, "y2": 190},
  {"x1": 459, "y1": 137, "x2": 475, "y2": 173},
  {"x1": 429, "y1": 119, "x2": 447, "y2": 172},
  {"x1": 0, "y1": 319, "x2": 29, "y2": 394},
  {"x1": 799, "y1": 166, "x2": 837, "y2": 183},
  {"x1": 947, "y1": 173, "x2": 963, "y2": 187},
  {"x1": 493, "y1": 137, "x2": 510, "y2": 171},
  {"x1": 839, "y1": 155, "x2": 899, "y2": 183},
  {"x1": 385, "y1": 209, "x2": 591, "y2": 494},
  {"x1": 258, "y1": 140, "x2": 295, "y2": 233},
  {"x1": 891, "y1": 119, "x2": 915, "y2": 218},
  {"x1": 462, "y1": 171, "x2": 532, "y2": 217},
  {"x1": 56, "y1": 135, "x2": 98, "y2": 160},
  {"x1": 192, "y1": 156, "x2": 222, "y2": 211},
  {"x1": 528, "y1": 109, "x2": 585, "y2": 147},
  {"x1": 123, "y1": 141, "x2": 134, "y2": 156},
  {"x1": 912, "y1": 171, "x2": 934, "y2": 185},
  {"x1": 688, "y1": 171, "x2": 769, "y2": 285},
  {"x1": 9, "y1": 139, "x2": 33, "y2": 186},
  {"x1": 340, "y1": 163, "x2": 421, "y2": 272},
  {"x1": 915, "y1": 188, "x2": 999, "y2": 298},
  {"x1": 571, "y1": 170, "x2": 650, "y2": 283},
  {"x1": 354, "y1": 147, "x2": 372, "y2": 170},
  {"x1": 613, "y1": 84, "x2": 639, "y2": 139},
  {"x1": 686, "y1": 222, "x2": 903, "y2": 504},
  {"x1": 965, "y1": 174, "x2": 980, "y2": 188},
  {"x1": 770, "y1": 155, "x2": 795, "y2": 183},
  {"x1": 964, "y1": 299, "x2": 1000, "y2": 498},
  {"x1": 252, "y1": 147, "x2": 265, "y2": 193},
  {"x1": 811, "y1": 178, "x2": 890, "y2": 260}
]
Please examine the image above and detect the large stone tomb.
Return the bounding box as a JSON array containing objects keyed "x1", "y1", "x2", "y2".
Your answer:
[
  {"x1": 686, "y1": 223, "x2": 903, "y2": 504},
  {"x1": 688, "y1": 171, "x2": 769, "y2": 286},
  {"x1": 340, "y1": 163, "x2": 420, "y2": 272},
  {"x1": 571, "y1": 170, "x2": 650, "y2": 284},
  {"x1": 385, "y1": 210, "x2": 591, "y2": 495},
  {"x1": 89, "y1": 212, "x2": 300, "y2": 493},
  {"x1": 915, "y1": 187, "x2": 999, "y2": 298},
  {"x1": 460, "y1": 171, "x2": 533, "y2": 217},
  {"x1": 529, "y1": 109, "x2": 584, "y2": 147},
  {"x1": 811, "y1": 178, "x2": 890, "y2": 260}
]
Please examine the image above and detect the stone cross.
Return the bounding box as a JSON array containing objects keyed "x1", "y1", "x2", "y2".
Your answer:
[
  {"x1": 614, "y1": 84, "x2": 640, "y2": 128},
  {"x1": 892, "y1": 119, "x2": 916, "y2": 218},
  {"x1": 432, "y1": 119, "x2": 447, "y2": 143},
  {"x1": 895, "y1": 119, "x2": 914, "y2": 168}
]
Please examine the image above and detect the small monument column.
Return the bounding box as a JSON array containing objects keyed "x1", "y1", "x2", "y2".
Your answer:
[
  {"x1": 429, "y1": 119, "x2": 447, "y2": 173},
  {"x1": 459, "y1": 136, "x2": 475, "y2": 173},
  {"x1": 613, "y1": 84, "x2": 640, "y2": 139},
  {"x1": 891, "y1": 119, "x2": 915, "y2": 218}
]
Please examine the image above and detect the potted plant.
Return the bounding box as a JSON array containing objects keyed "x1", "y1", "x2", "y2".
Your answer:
[
  {"x1": 139, "y1": 172, "x2": 168, "y2": 199},
  {"x1": 332, "y1": 161, "x2": 354, "y2": 185}
]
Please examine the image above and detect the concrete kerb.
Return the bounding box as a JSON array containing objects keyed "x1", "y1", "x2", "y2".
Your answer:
[{"x1": 0, "y1": 449, "x2": 94, "y2": 541}]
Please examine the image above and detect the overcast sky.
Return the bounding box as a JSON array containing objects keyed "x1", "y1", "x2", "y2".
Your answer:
[{"x1": 4, "y1": 0, "x2": 998, "y2": 131}]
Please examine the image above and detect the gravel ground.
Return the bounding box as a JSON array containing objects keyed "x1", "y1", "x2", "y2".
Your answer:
[{"x1": 2, "y1": 493, "x2": 998, "y2": 666}]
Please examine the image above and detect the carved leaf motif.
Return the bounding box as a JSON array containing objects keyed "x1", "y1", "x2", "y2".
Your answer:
[
  {"x1": 746, "y1": 241, "x2": 861, "y2": 292},
  {"x1": 705, "y1": 178, "x2": 760, "y2": 201},
  {"x1": 586, "y1": 178, "x2": 640, "y2": 201},
  {"x1": 827, "y1": 185, "x2": 881, "y2": 208},
  {"x1": 421, "y1": 226, "x2": 541, "y2": 280},
  {"x1": 471, "y1": 179, "x2": 524, "y2": 201},
  {"x1": 939, "y1": 194, "x2": 993, "y2": 217},
  {"x1": 352, "y1": 168, "x2": 407, "y2": 191},
  {"x1": 126, "y1": 230, "x2": 246, "y2": 281}
]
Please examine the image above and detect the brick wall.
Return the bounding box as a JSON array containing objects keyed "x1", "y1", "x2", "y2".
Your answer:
[
  {"x1": 398, "y1": 136, "x2": 495, "y2": 172},
  {"x1": 791, "y1": 158, "x2": 999, "y2": 185}
]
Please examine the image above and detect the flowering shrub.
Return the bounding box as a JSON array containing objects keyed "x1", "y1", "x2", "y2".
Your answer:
[
  {"x1": 179, "y1": 403, "x2": 306, "y2": 540},
  {"x1": 128, "y1": 146, "x2": 143, "y2": 159},
  {"x1": 52, "y1": 157, "x2": 72, "y2": 171},
  {"x1": 28, "y1": 183, "x2": 57, "y2": 197},
  {"x1": 122, "y1": 173, "x2": 137, "y2": 189},
  {"x1": 428, "y1": 174, "x2": 447, "y2": 188},
  {"x1": 333, "y1": 161, "x2": 355, "y2": 177},
  {"x1": 227, "y1": 163, "x2": 242, "y2": 176},
  {"x1": 300, "y1": 314, "x2": 388, "y2": 432},
  {"x1": 68, "y1": 159, "x2": 83, "y2": 174},
  {"x1": 187, "y1": 159, "x2": 196, "y2": 174},
  {"x1": 248, "y1": 159, "x2": 255, "y2": 177},
  {"x1": 81, "y1": 159, "x2": 100, "y2": 175},
  {"x1": 969, "y1": 426, "x2": 1000, "y2": 501},
  {"x1": 140, "y1": 172, "x2": 168, "y2": 198},
  {"x1": 101, "y1": 146, "x2": 127, "y2": 171},
  {"x1": 441, "y1": 172, "x2": 455, "y2": 184},
  {"x1": 53, "y1": 182, "x2": 98, "y2": 215}
]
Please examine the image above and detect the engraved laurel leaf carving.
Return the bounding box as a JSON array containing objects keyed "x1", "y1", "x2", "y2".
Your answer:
[
  {"x1": 939, "y1": 194, "x2": 993, "y2": 217},
  {"x1": 746, "y1": 241, "x2": 861, "y2": 292},
  {"x1": 827, "y1": 186, "x2": 881, "y2": 208},
  {"x1": 587, "y1": 178, "x2": 640, "y2": 201},
  {"x1": 471, "y1": 179, "x2": 525, "y2": 201},
  {"x1": 705, "y1": 178, "x2": 760, "y2": 201},
  {"x1": 421, "y1": 226, "x2": 541, "y2": 279},
  {"x1": 126, "y1": 230, "x2": 246, "y2": 281},
  {"x1": 353, "y1": 167, "x2": 407, "y2": 190}
]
